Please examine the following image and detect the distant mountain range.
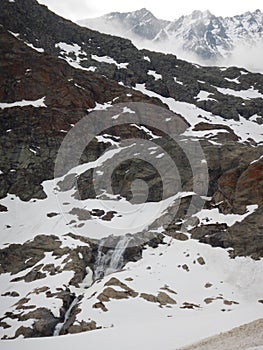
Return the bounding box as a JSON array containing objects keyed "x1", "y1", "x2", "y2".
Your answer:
[
  {"x1": 78, "y1": 8, "x2": 263, "y2": 69},
  {"x1": 0, "y1": 0, "x2": 263, "y2": 344}
]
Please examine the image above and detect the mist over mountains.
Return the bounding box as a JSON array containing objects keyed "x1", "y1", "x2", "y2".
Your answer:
[
  {"x1": 0, "y1": 0, "x2": 263, "y2": 347},
  {"x1": 78, "y1": 8, "x2": 263, "y2": 72}
]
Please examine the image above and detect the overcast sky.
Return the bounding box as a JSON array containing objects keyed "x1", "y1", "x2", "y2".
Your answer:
[{"x1": 38, "y1": 0, "x2": 263, "y2": 21}]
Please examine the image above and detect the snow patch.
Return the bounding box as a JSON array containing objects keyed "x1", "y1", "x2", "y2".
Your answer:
[
  {"x1": 91, "y1": 55, "x2": 129, "y2": 69},
  {"x1": 196, "y1": 90, "x2": 217, "y2": 102},
  {"x1": 143, "y1": 56, "x2": 151, "y2": 62},
  {"x1": 215, "y1": 86, "x2": 263, "y2": 100},
  {"x1": 0, "y1": 97, "x2": 47, "y2": 109},
  {"x1": 147, "y1": 70, "x2": 162, "y2": 80},
  {"x1": 133, "y1": 84, "x2": 263, "y2": 144},
  {"x1": 174, "y1": 77, "x2": 184, "y2": 85},
  {"x1": 25, "y1": 43, "x2": 44, "y2": 53},
  {"x1": 224, "y1": 77, "x2": 240, "y2": 84},
  {"x1": 194, "y1": 205, "x2": 258, "y2": 227}
]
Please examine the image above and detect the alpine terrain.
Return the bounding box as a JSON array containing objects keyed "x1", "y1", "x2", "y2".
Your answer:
[
  {"x1": 78, "y1": 8, "x2": 263, "y2": 69},
  {"x1": 0, "y1": 0, "x2": 262, "y2": 349}
]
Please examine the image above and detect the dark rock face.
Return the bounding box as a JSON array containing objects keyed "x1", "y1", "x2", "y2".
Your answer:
[
  {"x1": 14, "y1": 308, "x2": 59, "y2": 338},
  {"x1": 0, "y1": 235, "x2": 61, "y2": 275},
  {"x1": 0, "y1": 27, "x2": 159, "y2": 201},
  {"x1": 0, "y1": 0, "x2": 263, "y2": 341},
  {"x1": 1, "y1": 0, "x2": 263, "y2": 122}
]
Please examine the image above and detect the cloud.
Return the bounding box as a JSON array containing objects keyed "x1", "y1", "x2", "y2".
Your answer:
[
  {"x1": 219, "y1": 41, "x2": 263, "y2": 73},
  {"x1": 124, "y1": 32, "x2": 263, "y2": 73},
  {"x1": 39, "y1": 0, "x2": 263, "y2": 73},
  {"x1": 38, "y1": 0, "x2": 99, "y2": 21}
]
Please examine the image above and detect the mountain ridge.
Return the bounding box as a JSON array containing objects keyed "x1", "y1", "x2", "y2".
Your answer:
[
  {"x1": 0, "y1": 0, "x2": 262, "y2": 343},
  {"x1": 78, "y1": 8, "x2": 263, "y2": 67}
]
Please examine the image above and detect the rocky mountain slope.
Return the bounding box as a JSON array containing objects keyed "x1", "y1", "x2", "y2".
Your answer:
[
  {"x1": 0, "y1": 0, "x2": 262, "y2": 347},
  {"x1": 78, "y1": 8, "x2": 263, "y2": 65}
]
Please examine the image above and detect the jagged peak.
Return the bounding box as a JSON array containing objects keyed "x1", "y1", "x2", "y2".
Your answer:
[
  {"x1": 136, "y1": 8, "x2": 151, "y2": 14},
  {"x1": 190, "y1": 9, "x2": 213, "y2": 18}
]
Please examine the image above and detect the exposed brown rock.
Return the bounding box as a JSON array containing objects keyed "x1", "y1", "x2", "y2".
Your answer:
[
  {"x1": 67, "y1": 320, "x2": 97, "y2": 334},
  {"x1": 157, "y1": 292, "x2": 177, "y2": 305},
  {"x1": 197, "y1": 257, "x2": 206, "y2": 265},
  {"x1": 180, "y1": 302, "x2": 200, "y2": 309},
  {"x1": 93, "y1": 302, "x2": 108, "y2": 312},
  {"x1": 140, "y1": 293, "x2": 158, "y2": 303}
]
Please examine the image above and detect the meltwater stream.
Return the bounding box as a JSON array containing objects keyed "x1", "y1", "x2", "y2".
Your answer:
[
  {"x1": 53, "y1": 234, "x2": 132, "y2": 336},
  {"x1": 93, "y1": 234, "x2": 132, "y2": 280}
]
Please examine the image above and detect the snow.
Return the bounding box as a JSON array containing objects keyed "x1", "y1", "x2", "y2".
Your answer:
[
  {"x1": 174, "y1": 77, "x2": 184, "y2": 85},
  {"x1": 74, "y1": 83, "x2": 85, "y2": 90},
  {"x1": 130, "y1": 123, "x2": 160, "y2": 139},
  {"x1": 224, "y1": 77, "x2": 240, "y2": 84},
  {"x1": 133, "y1": 83, "x2": 263, "y2": 144},
  {"x1": 122, "y1": 107, "x2": 135, "y2": 114},
  {"x1": 215, "y1": 86, "x2": 263, "y2": 100},
  {"x1": 96, "y1": 135, "x2": 120, "y2": 147},
  {"x1": 143, "y1": 56, "x2": 151, "y2": 62},
  {"x1": 56, "y1": 42, "x2": 83, "y2": 55},
  {"x1": 196, "y1": 90, "x2": 217, "y2": 102},
  {"x1": 4, "y1": 235, "x2": 260, "y2": 350},
  {"x1": 249, "y1": 114, "x2": 262, "y2": 123},
  {"x1": 209, "y1": 140, "x2": 222, "y2": 145},
  {"x1": 91, "y1": 55, "x2": 129, "y2": 69},
  {"x1": 76, "y1": 237, "x2": 262, "y2": 346},
  {"x1": 0, "y1": 97, "x2": 47, "y2": 109},
  {"x1": 86, "y1": 66, "x2": 96, "y2": 72},
  {"x1": 87, "y1": 102, "x2": 112, "y2": 111},
  {"x1": 0, "y1": 134, "x2": 196, "y2": 247},
  {"x1": 193, "y1": 205, "x2": 258, "y2": 227},
  {"x1": 147, "y1": 70, "x2": 162, "y2": 80},
  {"x1": 0, "y1": 251, "x2": 75, "y2": 338},
  {"x1": 183, "y1": 129, "x2": 229, "y2": 138},
  {"x1": 0, "y1": 134, "x2": 262, "y2": 348},
  {"x1": 55, "y1": 42, "x2": 96, "y2": 72},
  {"x1": 29, "y1": 148, "x2": 37, "y2": 155},
  {"x1": 8, "y1": 31, "x2": 19, "y2": 38},
  {"x1": 250, "y1": 155, "x2": 263, "y2": 164},
  {"x1": 25, "y1": 43, "x2": 44, "y2": 53}
]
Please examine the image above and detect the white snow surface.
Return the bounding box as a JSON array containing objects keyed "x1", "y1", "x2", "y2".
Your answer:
[
  {"x1": 91, "y1": 54, "x2": 129, "y2": 69},
  {"x1": 0, "y1": 97, "x2": 47, "y2": 109},
  {"x1": 196, "y1": 90, "x2": 217, "y2": 102},
  {"x1": 55, "y1": 42, "x2": 96, "y2": 71},
  {"x1": 193, "y1": 205, "x2": 258, "y2": 227},
  {"x1": 147, "y1": 70, "x2": 162, "y2": 80},
  {"x1": 25, "y1": 42, "x2": 44, "y2": 53},
  {"x1": 134, "y1": 83, "x2": 263, "y2": 144},
  {"x1": 215, "y1": 86, "x2": 263, "y2": 100},
  {"x1": 1, "y1": 237, "x2": 262, "y2": 349}
]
